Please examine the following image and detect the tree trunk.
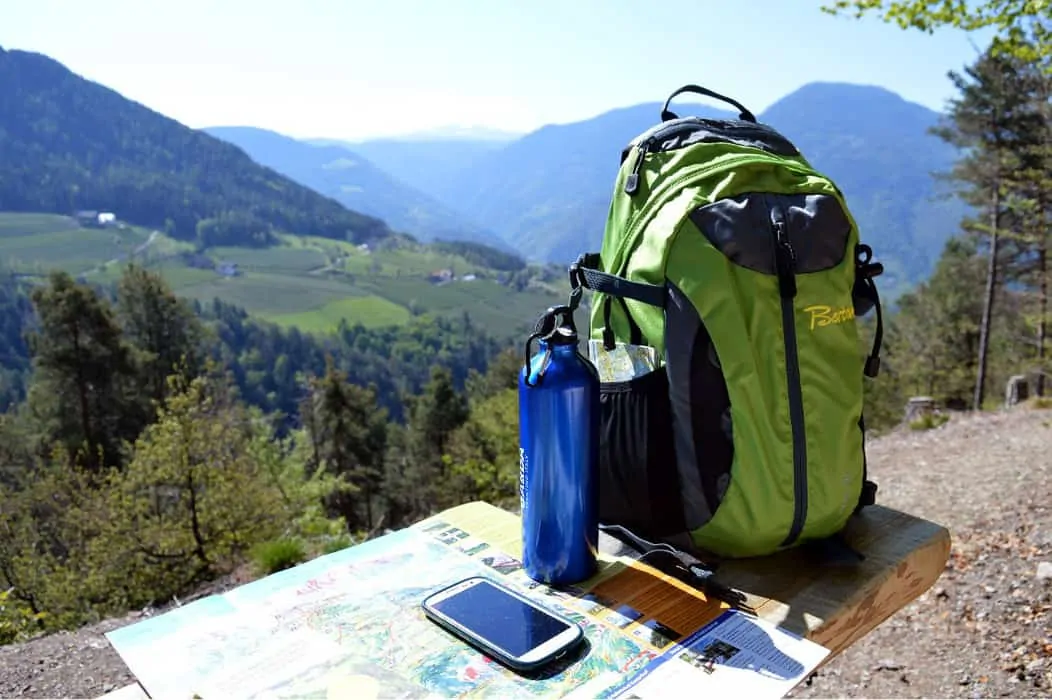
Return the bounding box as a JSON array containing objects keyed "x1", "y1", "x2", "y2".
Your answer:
[
  {"x1": 68, "y1": 317, "x2": 95, "y2": 469},
  {"x1": 364, "y1": 482, "x2": 373, "y2": 531},
  {"x1": 1038, "y1": 243, "x2": 1048, "y2": 397},
  {"x1": 974, "y1": 187, "x2": 1002, "y2": 411}
]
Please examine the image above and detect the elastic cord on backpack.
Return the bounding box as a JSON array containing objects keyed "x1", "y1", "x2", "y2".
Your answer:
[
  {"x1": 864, "y1": 277, "x2": 883, "y2": 378},
  {"x1": 854, "y1": 244, "x2": 884, "y2": 378}
]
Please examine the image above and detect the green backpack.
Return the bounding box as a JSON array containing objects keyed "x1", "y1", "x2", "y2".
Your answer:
[{"x1": 569, "y1": 84, "x2": 885, "y2": 560}]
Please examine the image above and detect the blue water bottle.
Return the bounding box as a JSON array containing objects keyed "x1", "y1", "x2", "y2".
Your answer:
[{"x1": 518, "y1": 303, "x2": 600, "y2": 586}]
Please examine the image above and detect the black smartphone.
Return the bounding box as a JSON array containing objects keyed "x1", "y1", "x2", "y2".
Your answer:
[{"x1": 421, "y1": 576, "x2": 584, "y2": 672}]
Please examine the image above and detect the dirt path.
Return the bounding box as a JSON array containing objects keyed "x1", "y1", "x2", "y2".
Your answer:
[
  {"x1": 1, "y1": 407, "x2": 1050, "y2": 699},
  {"x1": 788, "y1": 407, "x2": 1052, "y2": 699}
]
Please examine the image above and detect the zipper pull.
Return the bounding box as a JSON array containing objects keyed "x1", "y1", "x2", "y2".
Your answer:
[
  {"x1": 772, "y1": 211, "x2": 797, "y2": 299},
  {"x1": 624, "y1": 140, "x2": 650, "y2": 196}
]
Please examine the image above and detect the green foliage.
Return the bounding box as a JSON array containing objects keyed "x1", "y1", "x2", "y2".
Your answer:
[
  {"x1": 0, "y1": 373, "x2": 346, "y2": 636},
  {"x1": 250, "y1": 538, "x2": 307, "y2": 575},
  {"x1": 444, "y1": 388, "x2": 520, "y2": 509},
  {"x1": 909, "y1": 412, "x2": 951, "y2": 431},
  {"x1": 300, "y1": 359, "x2": 389, "y2": 530},
  {"x1": 0, "y1": 589, "x2": 46, "y2": 644},
  {"x1": 0, "y1": 47, "x2": 393, "y2": 248},
  {"x1": 116, "y1": 263, "x2": 204, "y2": 405},
  {"x1": 25, "y1": 270, "x2": 148, "y2": 471},
  {"x1": 99, "y1": 374, "x2": 293, "y2": 591},
  {"x1": 384, "y1": 366, "x2": 471, "y2": 522},
  {"x1": 887, "y1": 238, "x2": 986, "y2": 405},
  {"x1": 318, "y1": 533, "x2": 356, "y2": 555},
  {"x1": 928, "y1": 38, "x2": 1052, "y2": 407},
  {"x1": 0, "y1": 274, "x2": 33, "y2": 411},
  {"x1": 821, "y1": 0, "x2": 1052, "y2": 66}
]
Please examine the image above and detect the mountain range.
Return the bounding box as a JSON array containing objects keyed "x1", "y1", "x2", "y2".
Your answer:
[
  {"x1": 211, "y1": 86, "x2": 968, "y2": 295},
  {"x1": 0, "y1": 46, "x2": 404, "y2": 251},
  {"x1": 1, "y1": 42, "x2": 969, "y2": 301},
  {"x1": 204, "y1": 126, "x2": 504, "y2": 248}
]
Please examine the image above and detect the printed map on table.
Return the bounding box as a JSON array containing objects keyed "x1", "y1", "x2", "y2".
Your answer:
[{"x1": 105, "y1": 520, "x2": 659, "y2": 699}]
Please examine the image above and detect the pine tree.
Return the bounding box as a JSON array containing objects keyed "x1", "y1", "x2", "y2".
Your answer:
[
  {"x1": 392, "y1": 365, "x2": 470, "y2": 518},
  {"x1": 302, "y1": 357, "x2": 388, "y2": 530},
  {"x1": 886, "y1": 238, "x2": 987, "y2": 407},
  {"x1": 115, "y1": 264, "x2": 204, "y2": 406},
  {"x1": 999, "y1": 61, "x2": 1052, "y2": 395},
  {"x1": 932, "y1": 45, "x2": 1045, "y2": 409},
  {"x1": 25, "y1": 271, "x2": 146, "y2": 471}
]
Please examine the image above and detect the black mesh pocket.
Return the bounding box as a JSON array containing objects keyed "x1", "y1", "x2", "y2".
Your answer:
[{"x1": 597, "y1": 366, "x2": 684, "y2": 538}]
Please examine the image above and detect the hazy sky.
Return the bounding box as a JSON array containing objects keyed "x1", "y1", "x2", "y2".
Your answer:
[{"x1": 3, "y1": 0, "x2": 996, "y2": 141}]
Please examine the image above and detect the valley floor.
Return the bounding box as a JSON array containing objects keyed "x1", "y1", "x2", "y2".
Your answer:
[{"x1": 1, "y1": 407, "x2": 1050, "y2": 699}]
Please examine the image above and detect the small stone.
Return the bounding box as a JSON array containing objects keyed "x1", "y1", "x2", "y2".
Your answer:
[
  {"x1": 960, "y1": 676, "x2": 972, "y2": 685},
  {"x1": 1037, "y1": 561, "x2": 1052, "y2": 581},
  {"x1": 874, "y1": 660, "x2": 903, "y2": 672}
]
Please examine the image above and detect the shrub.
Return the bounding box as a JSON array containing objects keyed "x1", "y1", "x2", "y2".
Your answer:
[
  {"x1": 909, "y1": 412, "x2": 950, "y2": 431},
  {"x1": 251, "y1": 538, "x2": 307, "y2": 575},
  {"x1": 317, "y1": 533, "x2": 356, "y2": 555},
  {"x1": 0, "y1": 589, "x2": 46, "y2": 645}
]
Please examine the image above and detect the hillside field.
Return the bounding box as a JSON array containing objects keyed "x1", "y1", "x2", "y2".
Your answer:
[{"x1": 0, "y1": 213, "x2": 566, "y2": 339}]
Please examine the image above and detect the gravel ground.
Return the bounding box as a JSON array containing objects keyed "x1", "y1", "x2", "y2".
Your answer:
[
  {"x1": 1, "y1": 406, "x2": 1049, "y2": 699},
  {"x1": 788, "y1": 406, "x2": 1052, "y2": 699}
]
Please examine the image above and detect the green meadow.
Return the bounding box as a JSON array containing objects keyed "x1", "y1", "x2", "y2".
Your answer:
[{"x1": 0, "y1": 213, "x2": 565, "y2": 338}]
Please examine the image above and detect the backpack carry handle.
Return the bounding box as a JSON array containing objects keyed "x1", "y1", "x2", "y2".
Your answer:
[{"x1": 661, "y1": 84, "x2": 757, "y2": 123}]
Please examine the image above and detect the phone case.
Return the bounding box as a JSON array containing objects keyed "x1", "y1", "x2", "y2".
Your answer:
[{"x1": 421, "y1": 577, "x2": 583, "y2": 672}]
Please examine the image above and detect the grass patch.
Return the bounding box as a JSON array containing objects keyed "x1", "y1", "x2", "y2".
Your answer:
[
  {"x1": 317, "y1": 534, "x2": 356, "y2": 555},
  {"x1": 208, "y1": 246, "x2": 328, "y2": 274},
  {"x1": 361, "y1": 277, "x2": 561, "y2": 338},
  {"x1": 0, "y1": 213, "x2": 79, "y2": 238},
  {"x1": 909, "y1": 412, "x2": 950, "y2": 431},
  {"x1": 0, "y1": 227, "x2": 153, "y2": 274},
  {"x1": 1027, "y1": 396, "x2": 1052, "y2": 410},
  {"x1": 0, "y1": 212, "x2": 566, "y2": 339},
  {"x1": 171, "y1": 271, "x2": 365, "y2": 315},
  {"x1": 250, "y1": 538, "x2": 307, "y2": 575},
  {"x1": 265, "y1": 295, "x2": 411, "y2": 333}
]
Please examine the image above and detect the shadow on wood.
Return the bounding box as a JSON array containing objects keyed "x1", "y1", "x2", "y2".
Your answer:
[{"x1": 714, "y1": 505, "x2": 951, "y2": 658}]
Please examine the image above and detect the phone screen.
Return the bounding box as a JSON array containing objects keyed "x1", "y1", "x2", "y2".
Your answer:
[{"x1": 429, "y1": 579, "x2": 571, "y2": 658}]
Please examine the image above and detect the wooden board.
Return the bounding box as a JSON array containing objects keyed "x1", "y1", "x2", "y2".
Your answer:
[
  {"x1": 438, "y1": 501, "x2": 950, "y2": 662},
  {"x1": 711, "y1": 505, "x2": 951, "y2": 657}
]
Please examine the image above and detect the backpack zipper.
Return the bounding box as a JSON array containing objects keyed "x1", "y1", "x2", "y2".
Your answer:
[
  {"x1": 608, "y1": 153, "x2": 820, "y2": 278},
  {"x1": 771, "y1": 204, "x2": 808, "y2": 547},
  {"x1": 624, "y1": 139, "x2": 653, "y2": 195}
]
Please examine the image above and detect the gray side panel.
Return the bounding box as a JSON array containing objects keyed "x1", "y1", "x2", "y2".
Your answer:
[
  {"x1": 688, "y1": 192, "x2": 850, "y2": 274},
  {"x1": 664, "y1": 282, "x2": 712, "y2": 530}
]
